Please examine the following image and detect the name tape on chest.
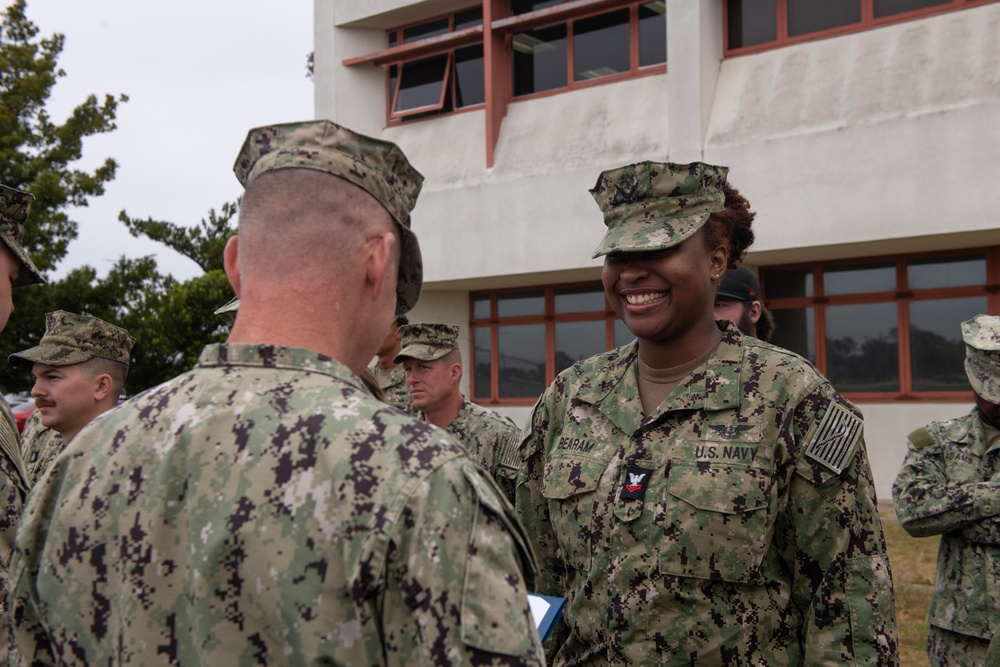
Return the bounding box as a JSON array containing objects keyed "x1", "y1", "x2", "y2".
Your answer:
[{"x1": 805, "y1": 402, "x2": 863, "y2": 475}]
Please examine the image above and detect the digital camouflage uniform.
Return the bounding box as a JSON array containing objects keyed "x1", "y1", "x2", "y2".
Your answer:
[
  {"x1": 13, "y1": 345, "x2": 544, "y2": 666},
  {"x1": 18, "y1": 411, "x2": 61, "y2": 488},
  {"x1": 443, "y1": 400, "x2": 521, "y2": 505},
  {"x1": 0, "y1": 184, "x2": 46, "y2": 663},
  {"x1": 372, "y1": 362, "x2": 415, "y2": 414},
  {"x1": 514, "y1": 161, "x2": 897, "y2": 666},
  {"x1": 893, "y1": 314, "x2": 1000, "y2": 666},
  {"x1": 11, "y1": 121, "x2": 544, "y2": 666},
  {"x1": 9, "y1": 310, "x2": 134, "y2": 487}
]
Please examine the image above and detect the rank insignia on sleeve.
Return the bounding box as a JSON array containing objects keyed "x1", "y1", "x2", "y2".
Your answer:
[
  {"x1": 805, "y1": 402, "x2": 863, "y2": 475},
  {"x1": 619, "y1": 465, "x2": 653, "y2": 500}
]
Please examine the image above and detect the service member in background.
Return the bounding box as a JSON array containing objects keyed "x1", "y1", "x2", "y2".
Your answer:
[
  {"x1": 712, "y1": 264, "x2": 775, "y2": 341},
  {"x1": 515, "y1": 161, "x2": 898, "y2": 665},
  {"x1": 11, "y1": 120, "x2": 544, "y2": 666},
  {"x1": 0, "y1": 184, "x2": 46, "y2": 665},
  {"x1": 9, "y1": 311, "x2": 134, "y2": 486},
  {"x1": 370, "y1": 315, "x2": 415, "y2": 413},
  {"x1": 396, "y1": 323, "x2": 521, "y2": 503},
  {"x1": 893, "y1": 314, "x2": 1000, "y2": 666}
]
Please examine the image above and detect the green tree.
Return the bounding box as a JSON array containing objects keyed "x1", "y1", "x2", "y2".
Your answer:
[{"x1": 0, "y1": 0, "x2": 127, "y2": 394}]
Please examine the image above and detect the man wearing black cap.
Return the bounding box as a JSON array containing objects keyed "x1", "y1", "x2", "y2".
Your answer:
[{"x1": 713, "y1": 264, "x2": 775, "y2": 341}]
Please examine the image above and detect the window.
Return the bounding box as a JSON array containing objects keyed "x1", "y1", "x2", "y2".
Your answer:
[
  {"x1": 512, "y1": 1, "x2": 666, "y2": 98},
  {"x1": 725, "y1": 0, "x2": 996, "y2": 55},
  {"x1": 471, "y1": 283, "x2": 629, "y2": 404},
  {"x1": 385, "y1": 8, "x2": 485, "y2": 122},
  {"x1": 762, "y1": 249, "x2": 1000, "y2": 400}
]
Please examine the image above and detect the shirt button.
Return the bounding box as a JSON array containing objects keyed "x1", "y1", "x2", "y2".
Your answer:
[{"x1": 985, "y1": 504, "x2": 994, "y2": 514}]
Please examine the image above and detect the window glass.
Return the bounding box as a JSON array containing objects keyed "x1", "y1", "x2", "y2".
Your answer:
[
  {"x1": 908, "y1": 255, "x2": 986, "y2": 290},
  {"x1": 454, "y1": 44, "x2": 485, "y2": 107},
  {"x1": 788, "y1": 0, "x2": 861, "y2": 36},
  {"x1": 455, "y1": 7, "x2": 483, "y2": 29},
  {"x1": 473, "y1": 326, "x2": 493, "y2": 398},
  {"x1": 638, "y1": 2, "x2": 667, "y2": 67},
  {"x1": 512, "y1": 0, "x2": 565, "y2": 15},
  {"x1": 555, "y1": 286, "x2": 606, "y2": 314},
  {"x1": 403, "y1": 19, "x2": 450, "y2": 43},
  {"x1": 770, "y1": 307, "x2": 815, "y2": 363},
  {"x1": 874, "y1": 0, "x2": 950, "y2": 18},
  {"x1": 910, "y1": 296, "x2": 986, "y2": 392},
  {"x1": 498, "y1": 324, "x2": 546, "y2": 398},
  {"x1": 614, "y1": 318, "x2": 634, "y2": 348},
  {"x1": 555, "y1": 321, "x2": 605, "y2": 374},
  {"x1": 825, "y1": 302, "x2": 899, "y2": 392},
  {"x1": 388, "y1": 32, "x2": 398, "y2": 48},
  {"x1": 824, "y1": 261, "x2": 895, "y2": 295},
  {"x1": 513, "y1": 24, "x2": 568, "y2": 96},
  {"x1": 395, "y1": 54, "x2": 449, "y2": 112},
  {"x1": 498, "y1": 290, "x2": 545, "y2": 317},
  {"x1": 389, "y1": 65, "x2": 398, "y2": 107},
  {"x1": 727, "y1": 0, "x2": 777, "y2": 49},
  {"x1": 762, "y1": 267, "x2": 812, "y2": 299},
  {"x1": 472, "y1": 295, "x2": 491, "y2": 320},
  {"x1": 573, "y1": 10, "x2": 630, "y2": 82}
]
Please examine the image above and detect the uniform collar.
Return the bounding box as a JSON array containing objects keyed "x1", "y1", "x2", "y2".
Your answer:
[{"x1": 197, "y1": 343, "x2": 366, "y2": 392}]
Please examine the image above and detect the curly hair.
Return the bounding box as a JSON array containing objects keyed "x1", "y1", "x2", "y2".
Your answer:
[{"x1": 703, "y1": 183, "x2": 756, "y2": 269}]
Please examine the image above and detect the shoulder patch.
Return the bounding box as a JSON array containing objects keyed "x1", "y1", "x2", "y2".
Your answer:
[
  {"x1": 805, "y1": 402, "x2": 863, "y2": 475},
  {"x1": 906, "y1": 427, "x2": 936, "y2": 450}
]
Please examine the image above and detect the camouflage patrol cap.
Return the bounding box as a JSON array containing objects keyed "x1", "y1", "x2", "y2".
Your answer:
[
  {"x1": 394, "y1": 323, "x2": 459, "y2": 363},
  {"x1": 717, "y1": 265, "x2": 761, "y2": 302},
  {"x1": 590, "y1": 161, "x2": 729, "y2": 258},
  {"x1": 214, "y1": 296, "x2": 240, "y2": 326},
  {"x1": 963, "y1": 315, "x2": 1000, "y2": 403},
  {"x1": 0, "y1": 184, "x2": 46, "y2": 287},
  {"x1": 233, "y1": 120, "x2": 424, "y2": 315},
  {"x1": 9, "y1": 311, "x2": 135, "y2": 369}
]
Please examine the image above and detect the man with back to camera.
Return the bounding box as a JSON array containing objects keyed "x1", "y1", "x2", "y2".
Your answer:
[
  {"x1": 9, "y1": 310, "x2": 134, "y2": 486},
  {"x1": 396, "y1": 322, "x2": 521, "y2": 503},
  {"x1": 894, "y1": 314, "x2": 1000, "y2": 666},
  {"x1": 10, "y1": 120, "x2": 545, "y2": 666},
  {"x1": 713, "y1": 264, "x2": 775, "y2": 341},
  {"x1": 0, "y1": 183, "x2": 46, "y2": 664}
]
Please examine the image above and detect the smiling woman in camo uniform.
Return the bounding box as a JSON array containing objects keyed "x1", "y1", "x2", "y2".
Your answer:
[{"x1": 514, "y1": 161, "x2": 899, "y2": 666}]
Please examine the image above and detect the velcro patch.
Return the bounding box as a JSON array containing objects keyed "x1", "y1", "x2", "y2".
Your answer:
[
  {"x1": 805, "y1": 402, "x2": 863, "y2": 475},
  {"x1": 619, "y1": 466, "x2": 653, "y2": 500}
]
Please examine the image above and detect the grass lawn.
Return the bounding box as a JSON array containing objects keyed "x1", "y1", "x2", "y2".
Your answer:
[{"x1": 881, "y1": 501, "x2": 939, "y2": 667}]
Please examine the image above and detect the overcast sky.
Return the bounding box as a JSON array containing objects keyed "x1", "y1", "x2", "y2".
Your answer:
[{"x1": 25, "y1": 1, "x2": 315, "y2": 281}]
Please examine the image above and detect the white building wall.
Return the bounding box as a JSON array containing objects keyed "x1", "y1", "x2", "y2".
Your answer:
[{"x1": 317, "y1": 0, "x2": 1000, "y2": 504}]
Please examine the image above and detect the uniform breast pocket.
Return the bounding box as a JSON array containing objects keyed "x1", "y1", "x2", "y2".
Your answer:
[
  {"x1": 660, "y1": 461, "x2": 774, "y2": 583},
  {"x1": 541, "y1": 454, "x2": 608, "y2": 573}
]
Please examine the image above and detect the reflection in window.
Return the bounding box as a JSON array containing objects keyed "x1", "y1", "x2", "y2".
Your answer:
[
  {"x1": 826, "y1": 302, "x2": 899, "y2": 392},
  {"x1": 455, "y1": 44, "x2": 485, "y2": 107},
  {"x1": 498, "y1": 290, "x2": 545, "y2": 317},
  {"x1": 473, "y1": 295, "x2": 491, "y2": 320},
  {"x1": 394, "y1": 54, "x2": 449, "y2": 113},
  {"x1": 454, "y1": 7, "x2": 483, "y2": 29},
  {"x1": 499, "y1": 324, "x2": 546, "y2": 398},
  {"x1": 770, "y1": 307, "x2": 815, "y2": 364},
  {"x1": 763, "y1": 267, "x2": 812, "y2": 299},
  {"x1": 910, "y1": 296, "x2": 987, "y2": 392},
  {"x1": 555, "y1": 286, "x2": 606, "y2": 313},
  {"x1": 474, "y1": 325, "x2": 492, "y2": 398},
  {"x1": 824, "y1": 262, "x2": 895, "y2": 295},
  {"x1": 727, "y1": 0, "x2": 777, "y2": 49},
  {"x1": 403, "y1": 19, "x2": 449, "y2": 43},
  {"x1": 874, "y1": 0, "x2": 950, "y2": 18},
  {"x1": 555, "y1": 321, "x2": 606, "y2": 374},
  {"x1": 788, "y1": 0, "x2": 861, "y2": 36},
  {"x1": 638, "y1": 2, "x2": 667, "y2": 67},
  {"x1": 908, "y1": 255, "x2": 985, "y2": 290},
  {"x1": 512, "y1": 0, "x2": 564, "y2": 15},
  {"x1": 513, "y1": 24, "x2": 568, "y2": 96},
  {"x1": 573, "y1": 10, "x2": 630, "y2": 82}
]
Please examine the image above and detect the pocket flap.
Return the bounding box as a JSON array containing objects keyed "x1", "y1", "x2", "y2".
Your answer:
[
  {"x1": 541, "y1": 454, "x2": 607, "y2": 500},
  {"x1": 668, "y1": 462, "x2": 770, "y2": 514}
]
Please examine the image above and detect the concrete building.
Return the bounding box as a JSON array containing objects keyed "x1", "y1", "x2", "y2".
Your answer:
[{"x1": 314, "y1": 0, "x2": 1000, "y2": 498}]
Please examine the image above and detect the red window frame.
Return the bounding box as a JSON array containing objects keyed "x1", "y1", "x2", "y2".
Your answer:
[
  {"x1": 724, "y1": 0, "x2": 1000, "y2": 58},
  {"x1": 761, "y1": 246, "x2": 1000, "y2": 403}
]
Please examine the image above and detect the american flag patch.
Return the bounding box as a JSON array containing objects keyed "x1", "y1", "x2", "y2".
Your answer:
[{"x1": 805, "y1": 403, "x2": 863, "y2": 475}]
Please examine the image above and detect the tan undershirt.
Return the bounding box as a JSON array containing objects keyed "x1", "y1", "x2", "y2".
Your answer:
[
  {"x1": 984, "y1": 419, "x2": 1000, "y2": 452},
  {"x1": 637, "y1": 340, "x2": 721, "y2": 416}
]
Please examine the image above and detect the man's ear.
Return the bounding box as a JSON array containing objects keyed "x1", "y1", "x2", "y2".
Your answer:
[
  {"x1": 364, "y1": 231, "x2": 397, "y2": 303},
  {"x1": 450, "y1": 362, "x2": 463, "y2": 384},
  {"x1": 94, "y1": 374, "x2": 114, "y2": 402},
  {"x1": 224, "y1": 235, "x2": 241, "y2": 297},
  {"x1": 749, "y1": 300, "x2": 763, "y2": 324}
]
